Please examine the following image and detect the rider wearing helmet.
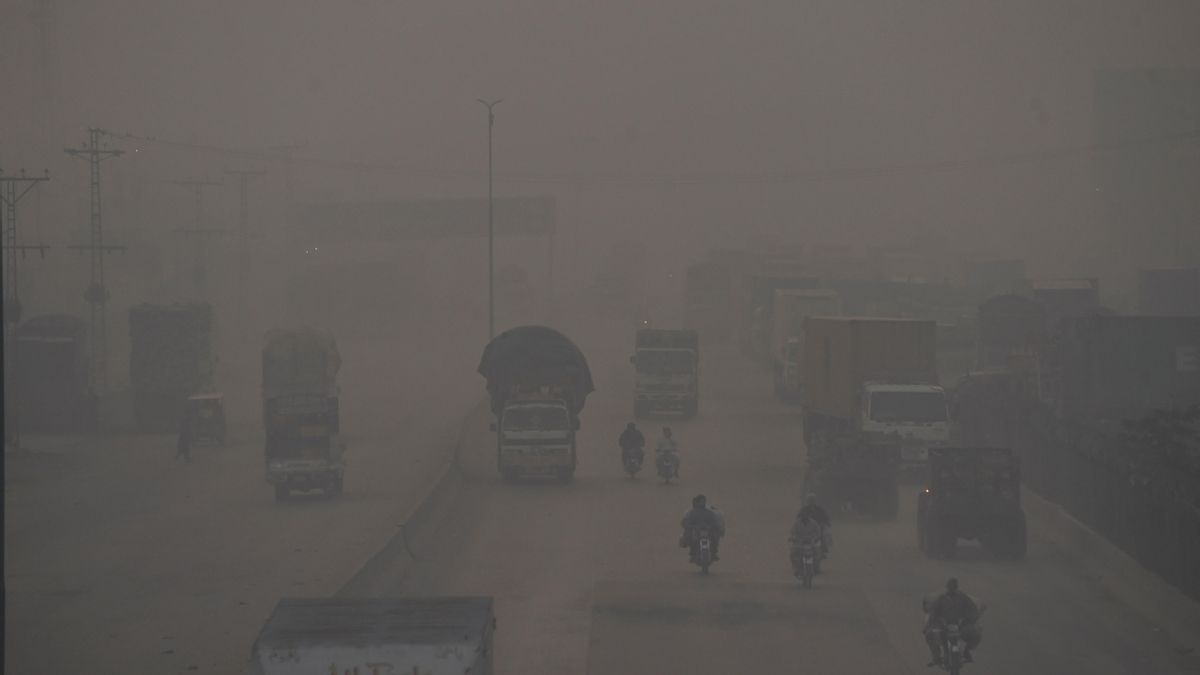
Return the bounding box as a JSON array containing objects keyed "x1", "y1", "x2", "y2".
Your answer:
[
  {"x1": 680, "y1": 494, "x2": 724, "y2": 561},
  {"x1": 619, "y1": 422, "x2": 646, "y2": 466},
  {"x1": 923, "y1": 577, "x2": 983, "y2": 666},
  {"x1": 798, "y1": 493, "x2": 833, "y2": 555}
]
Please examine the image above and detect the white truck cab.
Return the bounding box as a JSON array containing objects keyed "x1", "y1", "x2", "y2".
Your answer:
[
  {"x1": 495, "y1": 395, "x2": 578, "y2": 481},
  {"x1": 859, "y1": 382, "x2": 951, "y2": 465}
]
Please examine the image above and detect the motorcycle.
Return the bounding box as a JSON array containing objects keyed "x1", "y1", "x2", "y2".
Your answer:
[
  {"x1": 656, "y1": 450, "x2": 679, "y2": 484},
  {"x1": 790, "y1": 538, "x2": 819, "y2": 589},
  {"x1": 621, "y1": 445, "x2": 644, "y2": 478},
  {"x1": 691, "y1": 527, "x2": 715, "y2": 574},
  {"x1": 930, "y1": 622, "x2": 967, "y2": 675}
]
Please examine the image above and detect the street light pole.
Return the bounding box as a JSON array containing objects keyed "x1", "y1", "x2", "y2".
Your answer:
[{"x1": 477, "y1": 98, "x2": 503, "y2": 339}]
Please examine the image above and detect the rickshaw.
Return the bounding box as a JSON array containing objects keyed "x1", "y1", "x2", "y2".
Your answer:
[{"x1": 185, "y1": 393, "x2": 227, "y2": 446}]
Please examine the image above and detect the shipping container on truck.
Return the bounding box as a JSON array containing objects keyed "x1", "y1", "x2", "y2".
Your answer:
[
  {"x1": 769, "y1": 289, "x2": 842, "y2": 401},
  {"x1": 801, "y1": 317, "x2": 949, "y2": 507},
  {"x1": 251, "y1": 597, "x2": 495, "y2": 675}
]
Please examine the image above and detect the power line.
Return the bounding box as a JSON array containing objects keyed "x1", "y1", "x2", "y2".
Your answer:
[
  {"x1": 100, "y1": 128, "x2": 1200, "y2": 188},
  {"x1": 65, "y1": 128, "x2": 125, "y2": 396}
]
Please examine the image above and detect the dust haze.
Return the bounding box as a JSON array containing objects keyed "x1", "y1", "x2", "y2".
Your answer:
[{"x1": 3, "y1": 2, "x2": 1200, "y2": 675}]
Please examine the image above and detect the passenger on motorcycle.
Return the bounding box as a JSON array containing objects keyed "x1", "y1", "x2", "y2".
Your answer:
[
  {"x1": 923, "y1": 577, "x2": 983, "y2": 666},
  {"x1": 798, "y1": 493, "x2": 833, "y2": 555},
  {"x1": 619, "y1": 422, "x2": 645, "y2": 466},
  {"x1": 789, "y1": 511, "x2": 822, "y2": 550},
  {"x1": 680, "y1": 494, "x2": 724, "y2": 561},
  {"x1": 656, "y1": 427, "x2": 680, "y2": 478}
]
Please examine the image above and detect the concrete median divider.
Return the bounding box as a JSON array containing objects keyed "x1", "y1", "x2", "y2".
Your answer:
[{"x1": 337, "y1": 398, "x2": 492, "y2": 597}]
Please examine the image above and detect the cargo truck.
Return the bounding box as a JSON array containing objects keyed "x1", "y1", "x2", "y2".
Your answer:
[
  {"x1": 769, "y1": 289, "x2": 841, "y2": 402},
  {"x1": 683, "y1": 260, "x2": 734, "y2": 344},
  {"x1": 801, "y1": 317, "x2": 949, "y2": 513},
  {"x1": 631, "y1": 328, "x2": 699, "y2": 418},
  {"x1": 262, "y1": 328, "x2": 344, "y2": 501},
  {"x1": 738, "y1": 266, "x2": 820, "y2": 363},
  {"x1": 251, "y1": 597, "x2": 495, "y2": 675},
  {"x1": 14, "y1": 315, "x2": 94, "y2": 432},
  {"x1": 478, "y1": 325, "x2": 594, "y2": 482}
]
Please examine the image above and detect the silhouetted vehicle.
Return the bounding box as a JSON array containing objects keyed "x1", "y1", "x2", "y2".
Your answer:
[
  {"x1": 184, "y1": 393, "x2": 226, "y2": 447},
  {"x1": 917, "y1": 447, "x2": 1026, "y2": 559}
]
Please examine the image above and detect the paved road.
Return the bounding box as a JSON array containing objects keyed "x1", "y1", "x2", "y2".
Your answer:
[
  {"x1": 377, "y1": 325, "x2": 1200, "y2": 674},
  {"x1": 4, "y1": 330, "x2": 483, "y2": 675}
]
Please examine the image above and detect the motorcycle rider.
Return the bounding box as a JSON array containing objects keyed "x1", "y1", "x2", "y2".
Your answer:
[
  {"x1": 788, "y1": 510, "x2": 822, "y2": 570},
  {"x1": 680, "y1": 494, "x2": 723, "y2": 561},
  {"x1": 924, "y1": 577, "x2": 983, "y2": 666},
  {"x1": 618, "y1": 422, "x2": 645, "y2": 469},
  {"x1": 656, "y1": 426, "x2": 680, "y2": 478},
  {"x1": 798, "y1": 493, "x2": 833, "y2": 555}
]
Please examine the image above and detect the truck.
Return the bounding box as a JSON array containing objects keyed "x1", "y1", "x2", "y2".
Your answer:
[
  {"x1": 262, "y1": 328, "x2": 344, "y2": 501},
  {"x1": 917, "y1": 447, "x2": 1026, "y2": 560},
  {"x1": 478, "y1": 325, "x2": 594, "y2": 482},
  {"x1": 251, "y1": 597, "x2": 495, "y2": 675},
  {"x1": 13, "y1": 315, "x2": 94, "y2": 432},
  {"x1": 801, "y1": 317, "x2": 949, "y2": 514},
  {"x1": 1138, "y1": 267, "x2": 1200, "y2": 316},
  {"x1": 769, "y1": 289, "x2": 842, "y2": 402},
  {"x1": 738, "y1": 265, "x2": 820, "y2": 363},
  {"x1": 128, "y1": 303, "x2": 214, "y2": 432},
  {"x1": 631, "y1": 328, "x2": 700, "y2": 418}
]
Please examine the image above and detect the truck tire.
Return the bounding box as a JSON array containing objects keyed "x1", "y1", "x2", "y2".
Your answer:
[
  {"x1": 274, "y1": 484, "x2": 290, "y2": 502},
  {"x1": 328, "y1": 473, "x2": 344, "y2": 497}
]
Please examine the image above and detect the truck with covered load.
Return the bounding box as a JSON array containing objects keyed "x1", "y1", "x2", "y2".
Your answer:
[
  {"x1": 262, "y1": 328, "x2": 344, "y2": 500},
  {"x1": 801, "y1": 317, "x2": 948, "y2": 514},
  {"x1": 769, "y1": 289, "x2": 841, "y2": 402},
  {"x1": 128, "y1": 303, "x2": 214, "y2": 432},
  {"x1": 251, "y1": 597, "x2": 495, "y2": 675},
  {"x1": 631, "y1": 328, "x2": 699, "y2": 418},
  {"x1": 478, "y1": 325, "x2": 594, "y2": 482}
]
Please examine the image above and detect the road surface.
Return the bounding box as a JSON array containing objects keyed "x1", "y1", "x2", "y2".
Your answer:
[
  {"x1": 4, "y1": 329, "x2": 483, "y2": 675},
  {"x1": 373, "y1": 317, "x2": 1200, "y2": 675}
]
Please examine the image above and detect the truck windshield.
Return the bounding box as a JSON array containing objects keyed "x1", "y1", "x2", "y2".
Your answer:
[
  {"x1": 636, "y1": 350, "x2": 695, "y2": 375},
  {"x1": 504, "y1": 406, "x2": 569, "y2": 432},
  {"x1": 869, "y1": 391, "x2": 947, "y2": 423}
]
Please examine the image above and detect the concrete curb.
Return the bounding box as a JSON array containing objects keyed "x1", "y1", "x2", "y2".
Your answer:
[
  {"x1": 336, "y1": 398, "x2": 491, "y2": 597},
  {"x1": 1023, "y1": 487, "x2": 1200, "y2": 653}
]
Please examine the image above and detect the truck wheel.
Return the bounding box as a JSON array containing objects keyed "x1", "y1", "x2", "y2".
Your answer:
[
  {"x1": 328, "y1": 474, "x2": 344, "y2": 497},
  {"x1": 274, "y1": 484, "x2": 290, "y2": 502}
]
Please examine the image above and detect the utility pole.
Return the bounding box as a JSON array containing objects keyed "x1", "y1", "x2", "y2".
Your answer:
[
  {"x1": 1, "y1": 169, "x2": 51, "y2": 449},
  {"x1": 65, "y1": 128, "x2": 124, "y2": 396},
  {"x1": 477, "y1": 98, "x2": 502, "y2": 339},
  {"x1": 171, "y1": 177, "x2": 225, "y2": 298},
  {"x1": 224, "y1": 167, "x2": 264, "y2": 341}
]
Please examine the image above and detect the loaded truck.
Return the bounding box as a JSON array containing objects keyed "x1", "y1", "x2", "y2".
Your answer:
[
  {"x1": 129, "y1": 303, "x2": 214, "y2": 432},
  {"x1": 631, "y1": 328, "x2": 699, "y2": 418},
  {"x1": 769, "y1": 289, "x2": 842, "y2": 402},
  {"x1": 478, "y1": 325, "x2": 594, "y2": 482},
  {"x1": 251, "y1": 597, "x2": 495, "y2": 675},
  {"x1": 917, "y1": 447, "x2": 1026, "y2": 560},
  {"x1": 801, "y1": 317, "x2": 949, "y2": 514},
  {"x1": 14, "y1": 315, "x2": 94, "y2": 432},
  {"x1": 262, "y1": 328, "x2": 344, "y2": 501}
]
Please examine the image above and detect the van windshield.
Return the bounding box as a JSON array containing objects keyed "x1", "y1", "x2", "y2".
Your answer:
[
  {"x1": 869, "y1": 391, "x2": 947, "y2": 423},
  {"x1": 503, "y1": 405, "x2": 569, "y2": 432}
]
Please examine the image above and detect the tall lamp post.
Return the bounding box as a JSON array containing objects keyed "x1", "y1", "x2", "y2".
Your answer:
[{"x1": 477, "y1": 98, "x2": 502, "y2": 339}]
